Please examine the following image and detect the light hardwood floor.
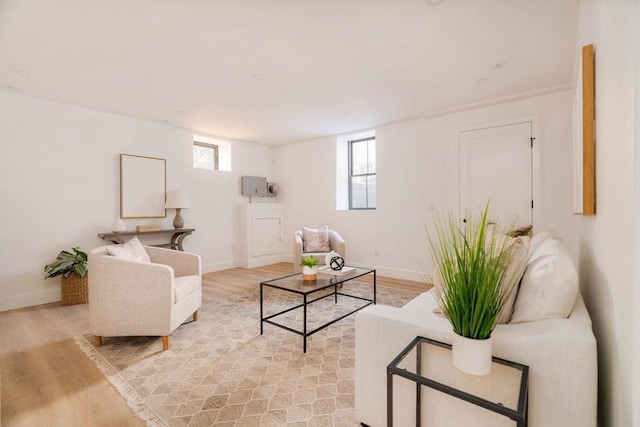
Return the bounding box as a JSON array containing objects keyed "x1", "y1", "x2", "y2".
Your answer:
[{"x1": 0, "y1": 263, "x2": 429, "y2": 426}]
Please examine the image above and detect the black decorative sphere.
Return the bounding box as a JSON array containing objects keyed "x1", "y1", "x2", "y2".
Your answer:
[{"x1": 329, "y1": 256, "x2": 345, "y2": 271}]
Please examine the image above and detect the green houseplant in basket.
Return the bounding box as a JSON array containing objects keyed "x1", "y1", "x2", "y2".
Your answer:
[
  {"x1": 44, "y1": 247, "x2": 89, "y2": 305},
  {"x1": 426, "y1": 203, "x2": 515, "y2": 375}
]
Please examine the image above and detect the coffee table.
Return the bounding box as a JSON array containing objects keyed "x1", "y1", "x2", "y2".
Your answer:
[{"x1": 260, "y1": 267, "x2": 376, "y2": 352}]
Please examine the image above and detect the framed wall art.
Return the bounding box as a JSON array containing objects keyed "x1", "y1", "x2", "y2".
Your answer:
[{"x1": 120, "y1": 154, "x2": 166, "y2": 218}]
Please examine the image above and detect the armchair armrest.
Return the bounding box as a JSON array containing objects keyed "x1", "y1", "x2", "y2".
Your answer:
[
  {"x1": 145, "y1": 246, "x2": 201, "y2": 277},
  {"x1": 88, "y1": 254, "x2": 176, "y2": 336},
  {"x1": 328, "y1": 230, "x2": 345, "y2": 258},
  {"x1": 294, "y1": 230, "x2": 304, "y2": 272}
]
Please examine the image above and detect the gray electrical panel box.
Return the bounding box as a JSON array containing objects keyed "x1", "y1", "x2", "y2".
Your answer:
[{"x1": 241, "y1": 176, "x2": 268, "y2": 197}]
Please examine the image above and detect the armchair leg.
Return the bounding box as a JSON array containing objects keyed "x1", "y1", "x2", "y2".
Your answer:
[
  {"x1": 94, "y1": 336, "x2": 102, "y2": 347},
  {"x1": 193, "y1": 310, "x2": 198, "y2": 322},
  {"x1": 162, "y1": 336, "x2": 169, "y2": 351}
]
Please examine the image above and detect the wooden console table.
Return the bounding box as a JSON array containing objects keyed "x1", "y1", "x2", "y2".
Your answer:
[{"x1": 97, "y1": 228, "x2": 195, "y2": 251}]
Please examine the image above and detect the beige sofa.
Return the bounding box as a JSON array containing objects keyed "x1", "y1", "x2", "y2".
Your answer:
[
  {"x1": 88, "y1": 245, "x2": 202, "y2": 350},
  {"x1": 355, "y1": 234, "x2": 597, "y2": 427}
]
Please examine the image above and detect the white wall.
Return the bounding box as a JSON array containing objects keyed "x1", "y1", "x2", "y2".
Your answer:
[
  {"x1": 275, "y1": 90, "x2": 576, "y2": 281},
  {"x1": 0, "y1": 91, "x2": 275, "y2": 311},
  {"x1": 574, "y1": 1, "x2": 638, "y2": 426}
]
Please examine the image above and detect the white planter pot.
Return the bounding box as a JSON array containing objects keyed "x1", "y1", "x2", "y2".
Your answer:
[
  {"x1": 452, "y1": 332, "x2": 493, "y2": 376},
  {"x1": 302, "y1": 266, "x2": 317, "y2": 281}
]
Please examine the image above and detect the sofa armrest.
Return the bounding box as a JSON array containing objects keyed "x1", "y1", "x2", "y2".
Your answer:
[{"x1": 145, "y1": 246, "x2": 201, "y2": 277}]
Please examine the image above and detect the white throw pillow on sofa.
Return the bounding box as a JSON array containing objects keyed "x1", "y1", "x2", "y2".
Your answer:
[
  {"x1": 106, "y1": 237, "x2": 151, "y2": 263},
  {"x1": 509, "y1": 234, "x2": 578, "y2": 323}
]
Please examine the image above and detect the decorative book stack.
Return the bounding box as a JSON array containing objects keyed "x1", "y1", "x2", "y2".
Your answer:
[{"x1": 317, "y1": 266, "x2": 356, "y2": 277}]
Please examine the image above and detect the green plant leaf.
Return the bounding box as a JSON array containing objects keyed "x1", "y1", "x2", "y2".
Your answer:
[
  {"x1": 300, "y1": 255, "x2": 320, "y2": 267},
  {"x1": 44, "y1": 247, "x2": 88, "y2": 279},
  {"x1": 426, "y1": 202, "x2": 514, "y2": 340}
]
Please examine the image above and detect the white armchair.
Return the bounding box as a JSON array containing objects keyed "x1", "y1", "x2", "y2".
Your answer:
[
  {"x1": 293, "y1": 228, "x2": 346, "y2": 272},
  {"x1": 88, "y1": 245, "x2": 202, "y2": 351}
]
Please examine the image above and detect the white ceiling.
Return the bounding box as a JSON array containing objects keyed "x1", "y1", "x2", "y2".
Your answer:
[{"x1": 0, "y1": 0, "x2": 579, "y2": 146}]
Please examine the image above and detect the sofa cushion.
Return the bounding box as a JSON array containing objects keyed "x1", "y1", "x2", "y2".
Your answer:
[
  {"x1": 506, "y1": 224, "x2": 533, "y2": 237},
  {"x1": 302, "y1": 225, "x2": 331, "y2": 252},
  {"x1": 509, "y1": 234, "x2": 578, "y2": 323},
  {"x1": 496, "y1": 235, "x2": 530, "y2": 323},
  {"x1": 105, "y1": 237, "x2": 151, "y2": 263},
  {"x1": 175, "y1": 275, "x2": 200, "y2": 303}
]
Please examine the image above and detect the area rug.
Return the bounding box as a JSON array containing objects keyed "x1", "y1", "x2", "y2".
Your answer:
[{"x1": 76, "y1": 283, "x2": 423, "y2": 427}]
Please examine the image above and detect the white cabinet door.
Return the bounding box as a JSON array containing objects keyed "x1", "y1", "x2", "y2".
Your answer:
[
  {"x1": 252, "y1": 216, "x2": 282, "y2": 256},
  {"x1": 459, "y1": 122, "x2": 533, "y2": 226}
]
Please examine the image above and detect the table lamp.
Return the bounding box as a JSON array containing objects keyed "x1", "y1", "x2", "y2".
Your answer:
[{"x1": 165, "y1": 190, "x2": 190, "y2": 229}]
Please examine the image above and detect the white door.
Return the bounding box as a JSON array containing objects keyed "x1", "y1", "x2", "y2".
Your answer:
[{"x1": 459, "y1": 122, "x2": 533, "y2": 226}]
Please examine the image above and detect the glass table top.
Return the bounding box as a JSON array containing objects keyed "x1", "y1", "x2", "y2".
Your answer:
[{"x1": 260, "y1": 267, "x2": 375, "y2": 295}]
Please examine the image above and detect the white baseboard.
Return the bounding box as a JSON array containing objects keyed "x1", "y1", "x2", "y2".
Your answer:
[
  {"x1": 346, "y1": 263, "x2": 427, "y2": 283},
  {"x1": 376, "y1": 267, "x2": 424, "y2": 283},
  {"x1": 202, "y1": 260, "x2": 236, "y2": 274},
  {"x1": 202, "y1": 254, "x2": 289, "y2": 273},
  {"x1": 243, "y1": 254, "x2": 288, "y2": 269},
  {"x1": 0, "y1": 288, "x2": 60, "y2": 312}
]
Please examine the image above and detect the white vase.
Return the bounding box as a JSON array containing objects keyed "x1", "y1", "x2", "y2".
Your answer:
[
  {"x1": 452, "y1": 332, "x2": 493, "y2": 375},
  {"x1": 111, "y1": 218, "x2": 126, "y2": 232},
  {"x1": 302, "y1": 266, "x2": 317, "y2": 281}
]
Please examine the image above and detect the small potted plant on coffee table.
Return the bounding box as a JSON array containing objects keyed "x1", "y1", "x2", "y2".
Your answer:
[
  {"x1": 44, "y1": 247, "x2": 89, "y2": 305},
  {"x1": 300, "y1": 255, "x2": 320, "y2": 281}
]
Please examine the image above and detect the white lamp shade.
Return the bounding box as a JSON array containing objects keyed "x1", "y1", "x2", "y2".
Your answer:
[{"x1": 165, "y1": 190, "x2": 190, "y2": 209}]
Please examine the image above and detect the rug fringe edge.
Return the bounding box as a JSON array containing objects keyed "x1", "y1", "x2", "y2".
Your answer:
[{"x1": 74, "y1": 336, "x2": 167, "y2": 427}]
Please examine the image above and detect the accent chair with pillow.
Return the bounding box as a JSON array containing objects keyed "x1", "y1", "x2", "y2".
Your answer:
[
  {"x1": 88, "y1": 238, "x2": 202, "y2": 351},
  {"x1": 355, "y1": 232, "x2": 597, "y2": 427},
  {"x1": 293, "y1": 225, "x2": 346, "y2": 272}
]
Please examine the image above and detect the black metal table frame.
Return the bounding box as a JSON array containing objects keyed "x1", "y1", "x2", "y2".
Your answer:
[
  {"x1": 386, "y1": 336, "x2": 529, "y2": 427},
  {"x1": 260, "y1": 268, "x2": 376, "y2": 353}
]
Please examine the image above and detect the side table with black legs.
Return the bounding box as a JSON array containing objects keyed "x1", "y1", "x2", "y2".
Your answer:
[{"x1": 386, "y1": 336, "x2": 529, "y2": 427}]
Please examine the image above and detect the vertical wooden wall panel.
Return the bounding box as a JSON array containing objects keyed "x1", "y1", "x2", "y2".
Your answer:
[{"x1": 582, "y1": 44, "x2": 596, "y2": 215}]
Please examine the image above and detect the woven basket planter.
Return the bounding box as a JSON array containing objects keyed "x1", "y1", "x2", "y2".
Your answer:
[{"x1": 61, "y1": 274, "x2": 88, "y2": 305}]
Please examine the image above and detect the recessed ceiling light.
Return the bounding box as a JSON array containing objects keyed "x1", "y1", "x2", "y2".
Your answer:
[
  {"x1": 253, "y1": 74, "x2": 265, "y2": 80},
  {"x1": 177, "y1": 110, "x2": 185, "y2": 115},
  {"x1": 424, "y1": 0, "x2": 445, "y2": 6},
  {"x1": 492, "y1": 61, "x2": 508, "y2": 71},
  {"x1": 339, "y1": 113, "x2": 350, "y2": 118},
  {"x1": 160, "y1": 119, "x2": 170, "y2": 124},
  {"x1": 14, "y1": 69, "x2": 31, "y2": 77},
  {"x1": 477, "y1": 78, "x2": 490, "y2": 85}
]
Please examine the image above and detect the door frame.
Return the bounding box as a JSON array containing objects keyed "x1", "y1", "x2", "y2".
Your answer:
[{"x1": 455, "y1": 115, "x2": 541, "y2": 229}]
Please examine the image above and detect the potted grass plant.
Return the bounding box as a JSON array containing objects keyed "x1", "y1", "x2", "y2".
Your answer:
[
  {"x1": 300, "y1": 255, "x2": 320, "y2": 281},
  {"x1": 44, "y1": 247, "x2": 89, "y2": 305},
  {"x1": 426, "y1": 203, "x2": 514, "y2": 375}
]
